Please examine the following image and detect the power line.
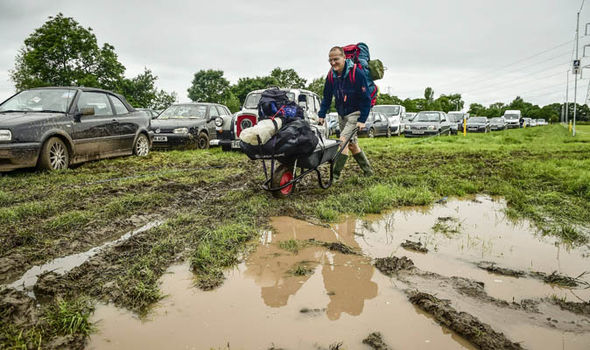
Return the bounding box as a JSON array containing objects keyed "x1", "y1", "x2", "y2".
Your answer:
[{"x1": 437, "y1": 39, "x2": 575, "y2": 90}]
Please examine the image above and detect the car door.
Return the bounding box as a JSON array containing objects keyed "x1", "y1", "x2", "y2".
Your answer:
[
  {"x1": 109, "y1": 94, "x2": 139, "y2": 152},
  {"x1": 71, "y1": 91, "x2": 117, "y2": 159}
]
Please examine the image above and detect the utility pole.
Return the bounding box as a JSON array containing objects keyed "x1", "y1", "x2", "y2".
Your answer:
[
  {"x1": 574, "y1": 1, "x2": 585, "y2": 136},
  {"x1": 566, "y1": 69, "x2": 570, "y2": 124}
]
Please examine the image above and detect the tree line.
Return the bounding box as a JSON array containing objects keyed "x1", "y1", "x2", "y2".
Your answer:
[{"x1": 9, "y1": 13, "x2": 584, "y2": 122}]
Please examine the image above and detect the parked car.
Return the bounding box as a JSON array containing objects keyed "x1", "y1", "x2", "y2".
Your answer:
[
  {"x1": 489, "y1": 117, "x2": 507, "y2": 131},
  {"x1": 522, "y1": 117, "x2": 534, "y2": 127},
  {"x1": 400, "y1": 112, "x2": 416, "y2": 132},
  {"x1": 216, "y1": 88, "x2": 327, "y2": 151},
  {"x1": 529, "y1": 119, "x2": 537, "y2": 127},
  {"x1": 372, "y1": 104, "x2": 404, "y2": 136},
  {"x1": 358, "y1": 112, "x2": 391, "y2": 137},
  {"x1": 136, "y1": 108, "x2": 160, "y2": 119},
  {"x1": 536, "y1": 118, "x2": 547, "y2": 126},
  {"x1": 446, "y1": 112, "x2": 467, "y2": 135},
  {"x1": 0, "y1": 87, "x2": 152, "y2": 172},
  {"x1": 466, "y1": 116, "x2": 491, "y2": 133},
  {"x1": 150, "y1": 103, "x2": 230, "y2": 150},
  {"x1": 503, "y1": 110, "x2": 521, "y2": 129},
  {"x1": 404, "y1": 111, "x2": 452, "y2": 137},
  {"x1": 325, "y1": 112, "x2": 340, "y2": 138}
]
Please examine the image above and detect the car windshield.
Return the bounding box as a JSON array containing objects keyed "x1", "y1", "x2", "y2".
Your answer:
[
  {"x1": 469, "y1": 117, "x2": 487, "y2": 123},
  {"x1": 447, "y1": 114, "x2": 464, "y2": 122},
  {"x1": 243, "y1": 92, "x2": 296, "y2": 109},
  {"x1": 158, "y1": 105, "x2": 207, "y2": 119},
  {"x1": 0, "y1": 89, "x2": 76, "y2": 113},
  {"x1": 415, "y1": 112, "x2": 440, "y2": 122},
  {"x1": 373, "y1": 105, "x2": 400, "y2": 116},
  {"x1": 504, "y1": 114, "x2": 519, "y2": 120}
]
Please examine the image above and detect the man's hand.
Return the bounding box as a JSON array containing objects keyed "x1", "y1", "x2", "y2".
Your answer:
[
  {"x1": 356, "y1": 122, "x2": 365, "y2": 129},
  {"x1": 318, "y1": 118, "x2": 325, "y2": 125}
]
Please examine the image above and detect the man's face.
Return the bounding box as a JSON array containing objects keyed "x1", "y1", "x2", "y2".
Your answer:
[{"x1": 329, "y1": 50, "x2": 345, "y2": 73}]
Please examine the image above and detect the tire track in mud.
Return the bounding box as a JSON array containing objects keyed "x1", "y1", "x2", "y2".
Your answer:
[
  {"x1": 0, "y1": 162, "x2": 256, "y2": 285},
  {"x1": 373, "y1": 256, "x2": 590, "y2": 349}
]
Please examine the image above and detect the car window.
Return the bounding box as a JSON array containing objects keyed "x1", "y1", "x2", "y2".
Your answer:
[
  {"x1": 110, "y1": 96, "x2": 129, "y2": 115},
  {"x1": 0, "y1": 89, "x2": 76, "y2": 113},
  {"x1": 209, "y1": 106, "x2": 219, "y2": 117},
  {"x1": 305, "y1": 95, "x2": 316, "y2": 113},
  {"x1": 218, "y1": 106, "x2": 229, "y2": 115},
  {"x1": 158, "y1": 105, "x2": 207, "y2": 119},
  {"x1": 77, "y1": 92, "x2": 113, "y2": 116},
  {"x1": 314, "y1": 96, "x2": 321, "y2": 111}
]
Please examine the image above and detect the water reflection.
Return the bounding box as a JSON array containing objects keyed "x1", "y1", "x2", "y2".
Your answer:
[{"x1": 244, "y1": 216, "x2": 378, "y2": 319}]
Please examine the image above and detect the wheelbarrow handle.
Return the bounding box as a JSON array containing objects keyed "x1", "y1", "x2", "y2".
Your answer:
[{"x1": 332, "y1": 127, "x2": 359, "y2": 161}]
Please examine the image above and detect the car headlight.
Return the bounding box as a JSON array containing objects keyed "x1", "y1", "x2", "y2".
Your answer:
[
  {"x1": 0, "y1": 130, "x2": 11, "y2": 141},
  {"x1": 214, "y1": 117, "x2": 223, "y2": 127},
  {"x1": 427, "y1": 125, "x2": 436, "y2": 130},
  {"x1": 173, "y1": 128, "x2": 189, "y2": 134},
  {"x1": 405, "y1": 125, "x2": 411, "y2": 130}
]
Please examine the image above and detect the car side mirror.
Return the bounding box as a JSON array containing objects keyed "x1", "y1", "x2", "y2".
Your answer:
[{"x1": 75, "y1": 107, "x2": 95, "y2": 120}]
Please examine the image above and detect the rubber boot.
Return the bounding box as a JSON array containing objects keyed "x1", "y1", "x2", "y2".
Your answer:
[
  {"x1": 353, "y1": 151, "x2": 374, "y2": 176},
  {"x1": 332, "y1": 154, "x2": 348, "y2": 181}
]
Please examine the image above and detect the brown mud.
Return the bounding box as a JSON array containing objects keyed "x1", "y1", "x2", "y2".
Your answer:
[
  {"x1": 362, "y1": 332, "x2": 391, "y2": 350},
  {"x1": 401, "y1": 239, "x2": 429, "y2": 253},
  {"x1": 88, "y1": 197, "x2": 590, "y2": 349},
  {"x1": 407, "y1": 291, "x2": 523, "y2": 350}
]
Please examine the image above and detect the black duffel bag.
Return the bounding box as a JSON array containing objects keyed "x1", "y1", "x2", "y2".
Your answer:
[{"x1": 241, "y1": 119, "x2": 319, "y2": 160}]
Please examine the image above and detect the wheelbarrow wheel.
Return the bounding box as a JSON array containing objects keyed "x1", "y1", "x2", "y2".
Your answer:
[{"x1": 271, "y1": 164, "x2": 295, "y2": 198}]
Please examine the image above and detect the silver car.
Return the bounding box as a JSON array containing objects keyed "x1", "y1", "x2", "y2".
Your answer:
[{"x1": 404, "y1": 111, "x2": 452, "y2": 137}]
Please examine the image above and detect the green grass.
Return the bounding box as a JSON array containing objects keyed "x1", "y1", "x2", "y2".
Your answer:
[{"x1": 1, "y1": 125, "x2": 589, "y2": 348}]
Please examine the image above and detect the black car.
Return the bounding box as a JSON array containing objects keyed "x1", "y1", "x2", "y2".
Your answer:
[
  {"x1": 359, "y1": 112, "x2": 391, "y2": 137},
  {"x1": 489, "y1": 117, "x2": 507, "y2": 131},
  {"x1": 466, "y1": 117, "x2": 491, "y2": 133},
  {"x1": 150, "y1": 103, "x2": 231, "y2": 150},
  {"x1": 137, "y1": 108, "x2": 160, "y2": 119},
  {"x1": 0, "y1": 87, "x2": 152, "y2": 172}
]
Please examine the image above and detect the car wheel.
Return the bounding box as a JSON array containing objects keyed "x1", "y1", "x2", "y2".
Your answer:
[
  {"x1": 368, "y1": 128, "x2": 376, "y2": 138},
  {"x1": 38, "y1": 137, "x2": 69, "y2": 171},
  {"x1": 134, "y1": 133, "x2": 150, "y2": 156},
  {"x1": 386, "y1": 128, "x2": 391, "y2": 138},
  {"x1": 197, "y1": 132, "x2": 209, "y2": 149},
  {"x1": 271, "y1": 164, "x2": 295, "y2": 198}
]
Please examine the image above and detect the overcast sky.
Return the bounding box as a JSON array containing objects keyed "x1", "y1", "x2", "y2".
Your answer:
[{"x1": 0, "y1": 0, "x2": 586, "y2": 109}]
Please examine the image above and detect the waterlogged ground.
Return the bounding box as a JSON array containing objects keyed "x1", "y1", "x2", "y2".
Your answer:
[{"x1": 88, "y1": 196, "x2": 590, "y2": 349}]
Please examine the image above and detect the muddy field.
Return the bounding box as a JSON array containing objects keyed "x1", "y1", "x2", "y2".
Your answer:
[
  {"x1": 86, "y1": 197, "x2": 590, "y2": 349},
  {"x1": 1, "y1": 126, "x2": 589, "y2": 349}
]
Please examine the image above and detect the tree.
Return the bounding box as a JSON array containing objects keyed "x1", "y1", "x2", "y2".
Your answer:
[
  {"x1": 306, "y1": 76, "x2": 325, "y2": 97},
  {"x1": 151, "y1": 90, "x2": 177, "y2": 110},
  {"x1": 230, "y1": 76, "x2": 278, "y2": 104},
  {"x1": 424, "y1": 87, "x2": 434, "y2": 105},
  {"x1": 468, "y1": 103, "x2": 486, "y2": 115},
  {"x1": 223, "y1": 91, "x2": 241, "y2": 113},
  {"x1": 10, "y1": 13, "x2": 125, "y2": 91},
  {"x1": 270, "y1": 67, "x2": 307, "y2": 88},
  {"x1": 117, "y1": 68, "x2": 158, "y2": 108},
  {"x1": 376, "y1": 93, "x2": 403, "y2": 105},
  {"x1": 187, "y1": 69, "x2": 230, "y2": 103}
]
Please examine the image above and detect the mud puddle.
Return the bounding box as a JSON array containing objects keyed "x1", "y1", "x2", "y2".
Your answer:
[
  {"x1": 88, "y1": 196, "x2": 590, "y2": 349},
  {"x1": 6, "y1": 220, "x2": 163, "y2": 296}
]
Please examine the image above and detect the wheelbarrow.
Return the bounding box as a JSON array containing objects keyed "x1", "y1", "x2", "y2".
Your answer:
[{"x1": 247, "y1": 128, "x2": 357, "y2": 198}]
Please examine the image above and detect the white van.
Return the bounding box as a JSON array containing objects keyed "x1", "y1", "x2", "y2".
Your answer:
[
  {"x1": 372, "y1": 104, "x2": 405, "y2": 136},
  {"x1": 503, "y1": 110, "x2": 521, "y2": 129}
]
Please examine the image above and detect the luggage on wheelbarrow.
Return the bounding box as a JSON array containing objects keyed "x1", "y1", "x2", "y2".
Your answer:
[{"x1": 241, "y1": 120, "x2": 358, "y2": 198}]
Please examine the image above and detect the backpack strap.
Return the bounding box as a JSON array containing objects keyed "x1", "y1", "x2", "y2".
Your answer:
[
  {"x1": 349, "y1": 64, "x2": 357, "y2": 84},
  {"x1": 327, "y1": 70, "x2": 333, "y2": 84}
]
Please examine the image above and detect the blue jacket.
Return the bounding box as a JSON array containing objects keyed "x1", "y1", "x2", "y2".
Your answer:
[{"x1": 318, "y1": 59, "x2": 372, "y2": 123}]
